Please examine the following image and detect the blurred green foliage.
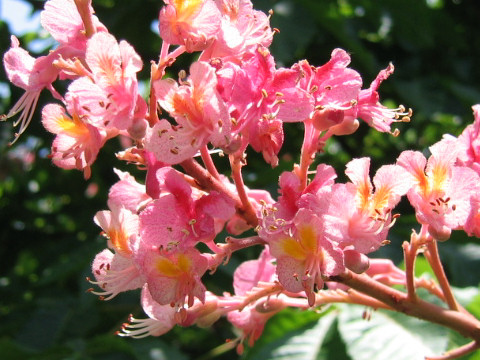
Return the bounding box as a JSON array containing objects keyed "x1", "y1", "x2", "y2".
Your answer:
[{"x1": 1, "y1": 0, "x2": 480, "y2": 359}]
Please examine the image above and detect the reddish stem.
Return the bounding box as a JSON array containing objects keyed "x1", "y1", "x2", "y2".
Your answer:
[
  {"x1": 201, "y1": 146, "x2": 221, "y2": 179},
  {"x1": 425, "y1": 341, "x2": 480, "y2": 360},
  {"x1": 147, "y1": 62, "x2": 159, "y2": 126},
  {"x1": 207, "y1": 236, "x2": 266, "y2": 271},
  {"x1": 297, "y1": 122, "x2": 317, "y2": 189},
  {"x1": 425, "y1": 240, "x2": 459, "y2": 311},
  {"x1": 314, "y1": 289, "x2": 392, "y2": 310},
  {"x1": 74, "y1": 0, "x2": 96, "y2": 38},
  {"x1": 403, "y1": 239, "x2": 419, "y2": 302},
  {"x1": 180, "y1": 158, "x2": 258, "y2": 227},
  {"x1": 331, "y1": 270, "x2": 480, "y2": 343},
  {"x1": 229, "y1": 154, "x2": 256, "y2": 223}
]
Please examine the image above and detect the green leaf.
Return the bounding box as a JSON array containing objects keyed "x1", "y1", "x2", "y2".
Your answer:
[
  {"x1": 246, "y1": 310, "x2": 337, "y2": 360},
  {"x1": 439, "y1": 243, "x2": 480, "y2": 288},
  {"x1": 338, "y1": 304, "x2": 449, "y2": 360}
]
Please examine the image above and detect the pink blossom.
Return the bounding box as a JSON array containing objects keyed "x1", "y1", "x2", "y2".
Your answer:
[
  {"x1": 268, "y1": 209, "x2": 344, "y2": 306},
  {"x1": 119, "y1": 285, "x2": 177, "y2": 338},
  {"x1": 41, "y1": 102, "x2": 106, "y2": 179},
  {"x1": 397, "y1": 138, "x2": 480, "y2": 240},
  {"x1": 227, "y1": 248, "x2": 284, "y2": 352},
  {"x1": 202, "y1": 0, "x2": 273, "y2": 59},
  {"x1": 356, "y1": 63, "x2": 411, "y2": 134},
  {"x1": 120, "y1": 286, "x2": 221, "y2": 338},
  {"x1": 227, "y1": 188, "x2": 275, "y2": 235},
  {"x1": 324, "y1": 158, "x2": 411, "y2": 253},
  {"x1": 108, "y1": 169, "x2": 152, "y2": 213},
  {"x1": 216, "y1": 46, "x2": 314, "y2": 165},
  {"x1": 66, "y1": 32, "x2": 147, "y2": 136},
  {"x1": 296, "y1": 49, "x2": 362, "y2": 111},
  {"x1": 465, "y1": 195, "x2": 480, "y2": 238},
  {"x1": 40, "y1": 0, "x2": 107, "y2": 52},
  {"x1": 159, "y1": 0, "x2": 222, "y2": 52},
  {"x1": 137, "y1": 245, "x2": 208, "y2": 308},
  {"x1": 457, "y1": 104, "x2": 480, "y2": 175},
  {"x1": 89, "y1": 206, "x2": 144, "y2": 300},
  {"x1": 233, "y1": 248, "x2": 276, "y2": 296},
  {"x1": 146, "y1": 61, "x2": 231, "y2": 164},
  {"x1": 259, "y1": 164, "x2": 336, "y2": 239},
  {"x1": 139, "y1": 167, "x2": 235, "y2": 249},
  {"x1": 294, "y1": 49, "x2": 362, "y2": 135},
  {"x1": 2, "y1": 36, "x2": 63, "y2": 142},
  {"x1": 94, "y1": 206, "x2": 140, "y2": 256}
]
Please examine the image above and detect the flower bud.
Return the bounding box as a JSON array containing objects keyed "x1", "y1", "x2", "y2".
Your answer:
[{"x1": 344, "y1": 249, "x2": 370, "y2": 274}]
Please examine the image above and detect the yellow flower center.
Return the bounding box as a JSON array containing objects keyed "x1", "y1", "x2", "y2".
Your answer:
[
  {"x1": 173, "y1": 0, "x2": 203, "y2": 22},
  {"x1": 56, "y1": 114, "x2": 89, "y2": 137},
  {"x1": 108, "y1": 229, "x2": 132, "y2": 256},
  {"x1": 156, "y1": 253, "x2": 192, "y2": 278}
]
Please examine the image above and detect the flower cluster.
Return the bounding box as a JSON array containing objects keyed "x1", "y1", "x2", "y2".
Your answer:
[{"x1": 4, "y1": 0, "x2": 480, "y2": 357}]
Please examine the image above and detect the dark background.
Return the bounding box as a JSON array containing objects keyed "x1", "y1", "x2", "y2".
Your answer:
[{"x1": 1, "y1": 0, "x2": 480, "y2": 359}]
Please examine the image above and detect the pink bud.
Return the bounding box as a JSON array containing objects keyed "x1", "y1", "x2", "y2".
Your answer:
[{"x1": 344, "y1": 249, "x2": 370, "y2": 274}]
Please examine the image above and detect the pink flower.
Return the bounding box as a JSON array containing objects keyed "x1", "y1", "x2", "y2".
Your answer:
[
  {"x1": 2, "y1": 36, "x2": 63, "y2": 142},
  {"x1": 137, "y1": 245, "x2": 209, "y2": 308},
  {"x1": 232, "y1": 248, "x2": 276, "y2": 296},
  {"x1": 146, "y1": 61, "x2": 231, "y2": 164},
  {"x1": 40, "y1": 0, "x2": 107, "y2": 52},
  {"x1": 139, "y1": 167, "x2": 235, "y2": 249},
  {"x1": 324, "y1": 158, "x2": 411, "y2": 253},
  {"x1": 66, "y1": 32, "x2": 147, "y2": 136},
  {"x1": 259, "y1": 164, "x2": 336, "y2": 239},
  {"x1": 119, "y1": 285, "x2": 177, "y2": 338},
  {"x1": 397, "y1": 138, "x2": 480, "y2": 240},
  {"x1": 119, "y1": 286, "x2": 221, "y2": 338},
  {"x1": 202, "y1": 0, "x2": 273, "y2": 59},
  {"x1": 294, "y1": 49, "x2": 362, "y2": 135},
  {"x1": 227, "y1": 248, "x2": 284, "y2": 353},
  {"x1": 268, "y1": 209, "x2": 344, "y2": 306},
  {"x1": 226, "y1": 188, "x2": 275, "y2": 235},
  {"x1": 108, "y1": 169, "x2": 152, "y2": 213},
  {"x1": 159, "y1": 0, "x2": 222, "y2": 52},
  {"x1": 356, "y1": 63, "x2": 411, "y2": 134},
  {"x1": 465, "y1": 195, "x2": 480, "y2": 238},
  {"x1": 216, "y1": 46, "x2": 314, "y2": 165},
  {"x1": 457, "y1": 104, "x2": 480, "y2": 175},
  {"x1": 41, "y1": 102, "x2": 106, "y2": 179},
  {"x1": 89, "y1": 206, "x2": 144, "y2": 300}
]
